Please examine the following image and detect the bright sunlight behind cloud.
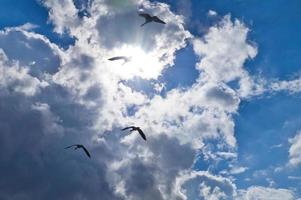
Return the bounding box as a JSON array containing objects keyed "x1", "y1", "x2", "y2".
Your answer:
[{"x1": 0, "y1": 0, "x2": 301, "y2": 199}]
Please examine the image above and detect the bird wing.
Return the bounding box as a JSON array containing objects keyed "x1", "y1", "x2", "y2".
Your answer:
[
  {"x1": 137, "y1": 129, "x2": 147, "y2": 141},
  {"x1": 153, "y1": 16, "x2": 166, "y2": 24},
  {"x1": 121, "y1": 126, "x2": 135, "y2": 131},
  {"x1": 139, "y1": 13, "x2": 152, "y2": 26},
  {"x1": 140, "y1": 21, "x2": 151, "y2": 27},
  {"x1": 64, "y1": 144, "x2": 79, "y2": 149},
  {"x1": 139, "y1": 13, "x2": 152, "y2": 20},
  {"x1": 81, "y1": 146, "x2": 91, "y2": 158}
]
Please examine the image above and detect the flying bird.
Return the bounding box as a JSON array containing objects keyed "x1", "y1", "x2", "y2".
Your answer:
[
  {"x1": 121, "y1": 126, "x2": 147, "y2": 141},
  {"x1": 139, "y1": 13, "x2": 166, "y2": 26},
  {"x1": 65, "y1": 144, "x2": 91, "y2": 158},
  {"x1": 108, "y1": 56, "x2": 131, "y2": 64}
]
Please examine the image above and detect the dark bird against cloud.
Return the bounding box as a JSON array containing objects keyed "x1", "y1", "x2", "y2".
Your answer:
[
  {"x1": 122, "y1": 126, "x2": 147, "y2": 141},
  {"x1": 108, "y1": 56, "x2": 131, "y2": 64},
  {"x1": 139, "y1": 13, "x2": 166, "y2": 26},
  {"x1": 108, "y1": 56, "x2": 131, "y2": 62},
  {"x1": 65, "y1": 144, "x2": 91, "y2": 158}
]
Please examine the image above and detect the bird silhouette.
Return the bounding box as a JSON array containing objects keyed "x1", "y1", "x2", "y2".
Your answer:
[
  {"x1": 139, "y1": 13, "x2": 166, "y2": 26},
  {"x1": 121, "y1": 126, "x2": 147, "y2": 141},
  {"x1": 65, "y1": 144, "x2": 91, "y2": 158},
  {"x1": 108, "y1": 56, "x2": 131, "y2": 64}
]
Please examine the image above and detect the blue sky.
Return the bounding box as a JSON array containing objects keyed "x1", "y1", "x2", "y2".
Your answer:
[
  {"x1": 0, "y1": 0, "x2": 301, "y2": 199},
  {"x1": 161, "y1": 0, "x2": 301, "y2": 193}
]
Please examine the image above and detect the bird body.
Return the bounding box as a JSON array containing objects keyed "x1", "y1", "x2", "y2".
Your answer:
[
  {"x1": 108, "y1": 56, "x2": 131, "y2": 65},
  {"x1": 139, "y1": 13, "x2": 166, "y2": 26},
  {"x1": 65, "y1": 144, "x2": 91, "y2": 158},
  {"x1": 122, "y1": 126, "x2": 147, "y2": 141},
  {"x1": 108, "y1": 56, "x2": 130, "y2": 62}
]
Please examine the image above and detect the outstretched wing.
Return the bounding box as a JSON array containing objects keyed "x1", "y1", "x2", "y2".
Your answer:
[
  {"x1": 139, "y1": 13, "x2": 152, "y2": 20},
  {"x1": 64, "y1": 144, "x2": 79, "y2": 149},
  {"x1": 153, "y1": 16, "x2": 166, "y2": 24},
  {"x1": 81, "y1": 146, "x2": 91, "y2": 158},
  {"x1": 121, "y1": 126, "x2": 135, "y2": 131},
  {"x1": 137, "y1": 129, "x2": 147, "y2": 141},
  {"x1": 139, "y1": 13, "x2": 152, "y2": 26}
]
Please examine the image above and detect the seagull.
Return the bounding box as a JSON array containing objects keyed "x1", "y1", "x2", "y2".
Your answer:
[
  {"x1": 108, "y1": 56, "x2": 131, "y2": 64},
  {"x1": 139, "y1": 13, "x2": 166, "y2": 26},
  {"x1": 65, "y1": 144, "x2": 91, "y2": 158},
  {"x1": 121, "y1": 126, "x2": 147, "y2": 141}
]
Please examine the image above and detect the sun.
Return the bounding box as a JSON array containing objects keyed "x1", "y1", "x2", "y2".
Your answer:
[{"x1": 108, "y1": 45, "x2": 163, "y2": 80}]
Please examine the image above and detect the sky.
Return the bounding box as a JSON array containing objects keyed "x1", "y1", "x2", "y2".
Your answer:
[{"x1": 0, "y1": 0, "x2": 301, "y2": 199}]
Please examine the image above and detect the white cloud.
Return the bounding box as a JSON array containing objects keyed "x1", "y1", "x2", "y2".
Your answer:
[
  {"x1": 0, "y1": 26, "x2": 63, "y2": 78},
  {"x1": 288, "y1": 176, "x2": 301, "y2": 180},
  {"x1": 192, "y1": 15, "x2": 270, "y2": 100},
  {"x1": 193, "y1": 15, "x2": 257, "y2": 83},
  {"x1": 14, "y1": 23, "x2": 39, "y2": 31},
  {"x1": 43, "y1": 0, "x2": 81, "y2": 34},
  {"x1": 173, "y1": 171, "x2": 298, "y2": 200},
  {"x1": 36, "y1": 3, "x2": 264, "y2": 198},
  {"x1": 125, "y1": 79, "x2": 239, "y2": 148},
  {"x1": 236, "y1": 186, "x2": 296, "y2": 200},
  {"x1": 174, "y1": 171, "x2": 237, "y2": 200},
  {"x1": 288, "y1": 131, "x2": 301, "y2": 167},
  {"x1": 208, "y1": 10, "x2": 217, "y2": 17},
  {"x1": 42, "y1": 0, "x2": 243, "y2": 156},
  {"x1": 0, "y1": 0, "x2": 200, "y2": 199},
  {"x1": 229, "y1": 166, "x2": 248, "y2": 175},
  {"x1": 31, "y1": 102, "x2": 64, "y2": 135},
  {"x1": 0, "y1": 49, "x2": 48, "y2": 96},
  {"x1": 270, "y1": 77, "x2": 301, "y2": 94}
]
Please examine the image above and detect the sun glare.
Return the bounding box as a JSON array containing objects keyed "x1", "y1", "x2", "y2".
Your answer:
[{"x1": 108, "y1": 45, "x2": 163, "y2": 80}]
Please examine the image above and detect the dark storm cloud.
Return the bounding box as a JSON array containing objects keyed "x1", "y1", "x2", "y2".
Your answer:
[
  {"x1": 0, "y1": 84, "x2": 121, "y2": 200},
  {"x1": 123, "y1": 160, "x2": 165, "y2": 200},
  {"x1": 0, "y1": 89, "x2": 197, "y2": 199},
  {"x1": 107, "y1": 134, "x2": 195, "y2": 200},
  {"x1": 0, "y1": 44, "x2": 118, "y2": 199}
]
